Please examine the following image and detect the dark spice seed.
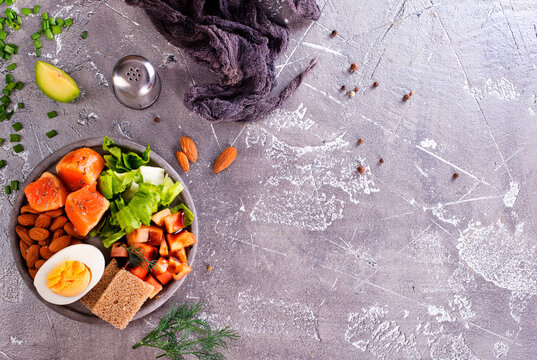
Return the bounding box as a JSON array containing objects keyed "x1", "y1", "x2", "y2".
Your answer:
[
  {"x1": 154, "y1": 117, "x2": 161, "y2": 123},
  {"x1": 354, "y1": 86, "x2": 359, "y2": 92},
  {"x1": 373, "y1": 81, "x2": 379, "y2": 87},
  {"x1": 357, "y1": 138, "x2": 363, "y2": 145},
  {"x1": 349, "y1": 63, "x2": 358, "y2": 72},
  {"x1": 409, "y1": 90, "x2": 414, "y2": 96},
  {"x1": 330, "y1": 30, "x2": 338, "y2": 37},
  {"x1": 379, "y1": 158, "x2": 384, "y2": 164},
  {"x1": 340, "y1": 85, "x2": 346, "y2": 91},
  {"x1": 357, "y1": 165, "x2": 366, "y2": 174},
  {"x1": 452, "y1": 172, "x2": 460, "y2": 179},
  {"x1": 403, "y1": 94, "x2": 410, "y2": 101}
]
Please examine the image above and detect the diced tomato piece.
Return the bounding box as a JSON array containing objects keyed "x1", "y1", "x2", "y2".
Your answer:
[
  {"x1": 163, "y1": 211, "x2": 185, "y2": 234},
  {"x1": 173, "y1": 248, "x2": 188, "y2": 264},
  {"x1": 110, "y1": 242, "x2": 128, "y2": 257},
  {"x1": 147, "y1": 226, "x2": 164, "y2": 246},
  {"x1": 25, "y1": 172, "x2": 69, "y2": 212},
  {"x1": 172, "y1": 263, "x2": 192, "y2": 281},
  {"x1": 133, "y1": 243, "x2": 157, "y2": 262},
  {"x1": 155, "y1": 270, "x2": 173, "y2": 285},
  {"x1": 151, "y1": 257, "x2": 169, "y2": 276},
  {"x1": 167, "y1": 230, "x2": 197, "y2": 253},
  {"x1": 56, "y1": 147, "x2": 105, "y2": 191},
  {"x1": 65, "y1": 184, "x2": 110, "y2": 236},
  {"x1": 159, "y1": 238, "x2": 169, "y2": 257},
  {"x1": 126, "y1": 226, "x2": 150, "y2": 247},
  {"x1": 145, "y1": 274, "x2": 163, "y2": 299},
  {"x1": 127, "y1": 264, "x2": 148, "y2": 280},
  {"x1": 152, "y1": 208, "x2": 171, "y2": 227}
]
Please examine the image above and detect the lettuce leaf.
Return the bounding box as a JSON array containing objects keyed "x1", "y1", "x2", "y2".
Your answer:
[
  {"x1": 160, "y1": 176, "x2": 184, "y2": 207},
  {"x1": 171, "y1": 203, "x2": 194, "y2": 227},
  {"x1": 102, "y1": 136, "x2": 150, "y2": 173}
]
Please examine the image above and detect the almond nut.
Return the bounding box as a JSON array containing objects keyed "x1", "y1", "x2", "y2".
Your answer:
[
  {"x1": 16, "y1": 225, "x2": 35, "y2": 246},
  {"x1": 52, "y1": 229, "x2": 65, "y2": 240},
  {"x1": 35, "y1": 259, "x2": 46, "y2": 270},
  {"x1": 38, "y1": 239, "x2": 49, "y2": 247},
  {"x1": 50, "y1": 216, "x2": 68, "y2": 232},
  {"x1": 26, "y1": 245, "x2": 39, "y2": 269},
  {"x1": 45, "y1": 208, "x2": 63, "y2": 218},
  {"x1": 213, "y1": 146, "x2": 237, "y2": 173},
  {"x1": 19, "y1": 241, "x2": 29, "y2": 260},
  {"x1": 180, "y1": 136, "x2": 198, "y2": 163},
  {"x1": 176, "y1": 151, "x2": 190, "y2": 172},
  {"x1": 18, "y1": 214, "x2": 37, "y2": 227},
  {"x1": 29, "y1": 228, "x2": 49, "y2": 242},
  {"x1": 21, "y1": 205, "x2": 40, "y2": 214},
  {"x1": 39, "y1": 246, "x2": 54, "y2": 260},
  {"x1": 35, "y1": 214, "x2": 52, "y2": 229},
  {"x1": 28, "y1": 268, "x2": 37, "y2": 279},
  {"x1": 49, "y1": 235, "x2": 71, "y2": 253},
  {"x1": 64, "y1": 222, "x2": 86, "y2": 239}
]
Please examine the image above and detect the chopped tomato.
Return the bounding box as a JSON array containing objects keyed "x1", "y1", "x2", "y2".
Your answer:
[
  {"x1": 110, "y1": 242, "x2": 128, "y2": 257},
  {"x1": 167, "y1": 230, "x2": 197, "y2": 253},
  {"x1": 163, "y1": 211, "x2": 184, "y2": 234},
  {"x1": 24, "y1": 172, "x2": 68, "y2": 212},
  {"x1": 65, "y1": 184, "x2": 109, "y2": 236},
  {"x1": 56, "y1": 147, "x2": 105, "y2": 191},
  {"x1": 126, "y1": 226, "x2": 150, "y2": 246},
  {"x1": 147, "y1": 226, "x2": 164, "y2": 246},
  {"x1": 152, "y1": 208, "x2": 171, "y2": 227},
  {"x1": 144, "y1": 274, "x2": 162, "y2": 299}
]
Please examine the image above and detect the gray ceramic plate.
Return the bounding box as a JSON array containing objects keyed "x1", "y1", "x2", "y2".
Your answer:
[{"x1": 9, "y1": 137, "x2": 198, "y2": 324}]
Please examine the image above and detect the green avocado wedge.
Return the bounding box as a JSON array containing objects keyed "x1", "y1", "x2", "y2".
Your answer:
[{"x1": 35, "y1": 61, "x2": 79, "y2": 103}]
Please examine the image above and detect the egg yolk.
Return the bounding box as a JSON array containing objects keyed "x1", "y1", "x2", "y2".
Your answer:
[{"x1": 46, "y1": 260, "x2": 91, "y2": 297}]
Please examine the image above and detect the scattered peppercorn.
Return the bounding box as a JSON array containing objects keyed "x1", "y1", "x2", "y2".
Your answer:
[
  {"x1": 348, "y1": 90, "x2": 356, "y2": 97},
  {"x1": 357, "y1": 138, "x2": 363, "y2": 145},
  {"x1": 340, "y1": 85, "x2": 346, "y2": 91},
  {"x1": 349, "y1": 63, "x2": 358, "y2": 72},
  {"x1": 373, "y1": 81, "x2": 379, "y2": 88},
  {"x1": 154, "y1": 116, "x2": 161, "y2": 123},
  {"x1": 409, "y1": 90, "x2": 414, "y2": 96},
  {"x1": 403, "y1": 94, "x2": 410, "y2": 101},
  {"x1": 357, "y1": 165, "x2": 366, "y2": 174},
  {"x1": 354, "y1": 86, "x2": 359, "y2": 92},
  {"x1": 452, "y1": 172, "x2": 460, "y2": 179},
  {"x1": 379, "y1": 158, "x2": 384, "y2": 164},
  {"x1": 330, "y1": 30, "x2": 338, "y2": 37},
  {"x1": 207, "y1": 265, "x2": 213, "y2": 272}
]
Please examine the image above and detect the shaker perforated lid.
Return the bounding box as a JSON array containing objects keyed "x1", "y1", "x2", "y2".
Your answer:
[{"x1": 112, "y1": 55, "x2": 161, "y2": 110}]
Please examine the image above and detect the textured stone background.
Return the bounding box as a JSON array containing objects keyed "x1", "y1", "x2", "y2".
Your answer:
[{"x1": 1, "y1": 0, "x2": 537, "y2": 359}]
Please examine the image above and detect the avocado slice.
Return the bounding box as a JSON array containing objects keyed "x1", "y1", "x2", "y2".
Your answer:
[{"x1": 35, "y1": 61, "x2": 79, "y2": 103}]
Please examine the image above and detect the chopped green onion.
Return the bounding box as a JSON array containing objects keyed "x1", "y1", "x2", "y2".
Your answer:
[
  {"x1": 6, "y1": 110, "x2": 14, "y2": 120},
  {"x1": 65, "y1": 18, "x2": 73, "y2": 26},
  {"x1": 33, "y1": 38, "x2": 41, "y2": 49},
  {"x1": 35, "y1": 48, "x2": 41, "y2": 57},
  {"x1": 3, "y1": 44, "x2": 13, "y2": 54},
  {"x1": 30, "y1": 31, "x2": 41, "y2": 40},
  {"x1": 32, "y1": 5, "x2": 40, "y2": 14},
  {"x1": 0, "y1": 113, "x2": 6, "y2": 122},
  {"x1": 81, "y1": 30, "x2": 87, "y2": 39},
  {"x1": 21, "y1": 8, "x2": 31, "y2": 16},
  {"x1": 2, "y1": 89, "x2": 9, "y2": 96},
  {"x1": 0, "y1": 138, "x2": 3, "y2": 145},
  {"x1": 7, "y1": 63, "x2": 16, "y2": 71},
  {"x1": 0, "y1": 160, "x2": 5, "y2": 169},
  {"x1": 15, "y1": 81, "x2": 23, "y2": 90},
  {"x1": 12, "y1": 144, "x2": 22, "y2": 153},
  {"x1": 52, "y1": 25, "x2": 61, "y2": 34},
  {"x1": 0, "y1": 95, "x2": 10, "y2": 105},
  {"x1": 5, "y1": 0, "x2": 13, "y2": 5},
  {"x1": 17, "y1": 102, "x2": 23, "y2": 109},
  {"x1": 46, "y1": 130, "x2": 57, "y2": 138},
  {"x1": 5, "y1": 73, "x2": 12, "y2": 83},
  {"x1": 45, "y1": 28, "x2": 53, "y2": 40},
  {"x1": 10, "y1": 180, "x2": 18, "y2": 191},
  {"x1": 16, "y1": 16, "x2": 21, "y2": 25},
  {"x1": 9, "y1": 134, "x2": 19, "y2": 142},
  {"x1": 4, "y1": 185, "x2": 10, "y2": 194},
  {"x1": 12, "y1": 122, "x2": 22, "y2": 131},
  {"x1": 6, "y1": 82, "x2": 15, "y2": 92},
  {"x1": 47, "y1": 110, "x2": 57, "y2": 118},
  {"x1": 42, "y1": 12, "x2": 48, "y2": 20},
  {"x1": 0, "y1": 31, "x2": 7, "y2": 40},
  {"x1": 57, "y1": 18, "x2": 64, "y2": 27}
]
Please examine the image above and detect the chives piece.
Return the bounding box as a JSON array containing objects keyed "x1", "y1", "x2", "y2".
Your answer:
[
  {"x1": 6, "y1": 110, "x2": 14, "y2": 120},
  {"x1": 32, "y1": 5, "x2": 40, "y2": 14},
  {"x1": 15, "y1": 81, "x2": 23, "y2": 90},
  {"x1": 47, "y1": 110, "x2": 57, "y2": 118},
  {"x1": 12, "y1": 122, "x2": 22, "y2": 131},
  {"x1": 0, "y1": 113, "x2": 5, "y2": 122},
  {"x1": 2, "y1": 89, "x2": 9, "y2": 96},
  {"x1": 17, "y1": 102, "x2": 23, "y2": 109},
  {"x1": 5, "y1": 73, "x2": 11, "y2": 83},
  {"x1": 3, "y1": 44, "x2": 13, "y2": 54},
  {"x1": 0, "y1": 95, "x2": 10, "y2": 105},
  {"x1": 52, "y1": 25, "x2": 61, "y2": 34},
  {"x1": 7, "y1": 63, "x2": 16, "y2": 71},
  {"x1": 65, "y1": 18, "x2": 73, "y2": 26},
  {"x1": 42, "y1": 12, "x2": 48, "y2": 20},
  {"x1": 45, "y1": 28, "x2": 53, "y2": 40},
  {"x1": 35, "y1": 48, "x2": 41, "y2": 57},
  {"x1": 21, "y1": 8, "x2": 31, "y2": 16},
  {"x1": 0, "y1": 30, "x2": 6, "y2": 40},
  {"x1": 3, "y1": 54, "x2": 10, "y2": 61},
  {"x1": 16, "y1": 16, "x2": 21, "y2": 25},
  {"x1": 81, "y1": 30, "x2": 87, "y2": 39},
  {"x1": 5, "y1": 0, "x2": 12, "y2": 5},
  {"x1": 9, "y1": 134, "x2": 19, "y2": 142},
  {"x1": 12, "y1": 144, "x2": 22, "y2": 153},
  {"x1": 10, "y1": 180, "x2": 18, "y2": 191},
  {"x1": 46, "y1": 130, "x2": 57, "y2": 138},
  {"x1": 49, "y1": 17, "x2": 56, "y2": 26},
  {"x1": 6, "y1": 82, "x2": 15, "y2": 91},
  {"x1": 4, "y1": 185, "x2": 10, "y2": 194},
  {"x1": 0, "y1": 138, "x2": 3, "y2": 144},
  {"x1": 57, "y1": 18, "x2": 64, "y2": 27},
  {"x1": 30, "y1": 31, "x2": 41, "y2": 40},
  {"x1": 0, "y1": 160, "x2": 5, "y2": 168},
  {"x1": 33, "y1": 38, "x2": 41, "y2": 49}
]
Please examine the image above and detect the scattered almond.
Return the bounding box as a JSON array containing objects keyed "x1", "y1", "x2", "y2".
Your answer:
[
  {"x1": 16, "y1": 225, "x2": 34, "y2": 246},
  {"x1": 180, "y1": 136, "x2": 198, "y2": 163},
  {"x1": 38, "y1": 239, "x2": 49, "y2": 247},
  {"x1": 45, "y1": 208, "x2": 63, "y2": 218},
  {"x1": 176, "y1": 151, "x2": 190, "y2": 172},
  {"x1": 19, "y1": 241, "x2": 29, "y2": 260},
  {"x1": 35, "y1": 259, "x2": 46, "y2": 270},
  {"x1": 35, "y1": 214, "x2": 52, "y2": 229},
  {"x1": 28, "y1": 268, "x2": 37, "y2": 279},
  {"x1": 52, "y1": 229, "x2": 65, "y2": 240},
  {"x1": 213, "y1": 146, "x2": 237, "y2": 174},
  {"x1": 18, "y1": 214, "x2": 37, "y2": 227},
  {"x1": 21, "y1": 205, "x2": 40, "y2": 214},
  {"x1": 50, "y1": 216, "x2": 68, "y2": 232},
  {"x1": 39, "y1": 246, "x2": 54, "y2": 260},
  {"x1": 26, "y1": 245, "x2": 39, "y2": 269},
  {"x1": 49, "y1": 235, "x2": 71, "y2": 253},
  {"x1": 29, "y1": 228, "x2": 49, "y2": 242},
  {"x1": 64, "y1": 222, "x2": 85, "y2": 239}
]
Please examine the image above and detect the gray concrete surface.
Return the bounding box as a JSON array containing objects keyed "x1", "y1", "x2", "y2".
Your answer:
[{"x1": 0, "y1": 0, "x2": 536, "y2": 359}]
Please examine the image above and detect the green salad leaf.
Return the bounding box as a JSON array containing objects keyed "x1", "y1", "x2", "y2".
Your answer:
[
  {"x1": 102, "y1": 136, "x2": 150, "y2": 172},
  {"x1": 171, "y1": 203, "x2": 194, "y2": 227}
]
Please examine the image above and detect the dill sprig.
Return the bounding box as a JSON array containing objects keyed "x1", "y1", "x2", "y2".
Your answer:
[
  {"x1": 133, "y1": 303, "x2": 239, "y2": 360},
  {"x1": 123, "y1": 245, "x2": 157, "y2": 271}
]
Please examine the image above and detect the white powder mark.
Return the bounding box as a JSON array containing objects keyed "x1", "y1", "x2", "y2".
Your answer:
[
  {"x1": 529, "y1": 107, "x2": 535, "y2": 116},
  {"x1": 0, "y1": 265, "x2": 22, "y2": 303},
  {"x1": 420, "y1": 138, "x2": 437, "y2": 149},
  {"x1": 264, "y1": 103, "x2": 314, "y2": 132},
  {"x1": 449, "y1": 295, "x2": 475, "y2": 324},
  {"x1": 493, "y1": 341, "x2": 509, "y2": 358},
  {"x1": 301, "y1": 42, "x2": 345, "y2": 57},
  {"x1": 403, "y1": 310, "x2": 409, "y2": 319},
  {"x1": 89, "y1": 61, "x2": 110, "y2": 87},
  {"x1": 429, "y1": 334, "x2": 480, "y2": 360},
  {"x1": 428, "y1": 305, "x2": 453, "y2": 323},
  {"x1": 466, "y1": 77, "x2": 520, "y2": 101},
  {"x1": 423, "y1": 204, "x2": 460, "y2": 226},
  {"x1": 458, "y1": 220, "x2": 537, "y2": 322},
  {"x1": 503, "y1": 182, "x2": 519, "y2": 208},
  {"x1": 10, "y1": 336, "x2": 22, "y2": 345},
  {"x1": 414, "y1": 163, "x2": 429, "y2": 178}
]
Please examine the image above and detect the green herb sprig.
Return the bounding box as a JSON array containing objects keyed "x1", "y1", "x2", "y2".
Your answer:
[
  {"x1": 133, "y1": 303, "x2": 239, "y2": 360},
  {"x1": 123, "y1": 245, "x2": 157, "y2": 271}
]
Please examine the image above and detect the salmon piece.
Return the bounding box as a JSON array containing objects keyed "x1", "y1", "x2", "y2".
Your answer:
[
  {"x1": 24, "y1": 172, "x2": 68, "y2": 212},
  {"x1": 65, "y1": 184, "x2": 110, "y2": 236},
  {"x1": 56, "y1": 148, "x2": 105, "y2": 191}
]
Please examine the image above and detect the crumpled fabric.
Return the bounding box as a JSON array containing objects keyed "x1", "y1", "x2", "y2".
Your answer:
[{"x1": 126, "y1": 0, "x2": 320, "y2": 122}]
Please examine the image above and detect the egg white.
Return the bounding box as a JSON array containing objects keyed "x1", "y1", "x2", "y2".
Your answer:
[{"x1": 33, "y1": 244, "x2": 105, "y2": 305}]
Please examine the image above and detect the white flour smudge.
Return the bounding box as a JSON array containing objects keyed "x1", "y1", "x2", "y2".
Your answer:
[
  {"x1": 428, "y1": 305, "x2": 453, "y2": 323},
  {"x1": 493, "y1": 341, "x2": 509, "y2": 358},
  {"x1": 10, "y1": 335, "x2": 22, "y2": 345},
  {"x1": 466, "y1": 77, "x2": 520, "y2": 101},
  {"x1": 458, "y1": 220, "x2": 537, "y2": 322},
  {"x1": 423, "y1": 204, "x2": 460, "y2": 226},
  {"x1": 429, "y1": 334, "x2": 480, "y2": 360},
  {"x1": 448, "y1": 295, "x2": 475, "y2": 323},
  {"x1": 503, "y1": 182, "x2": 519, "y2": 208},
  {"x1": 420, "y1": 138, "x2": 437, "y2": 149}
]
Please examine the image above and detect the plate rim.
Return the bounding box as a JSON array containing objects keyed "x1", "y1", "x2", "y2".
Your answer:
[{"x1": 9, "y1": 137, "x2": 198, "y2": 324}]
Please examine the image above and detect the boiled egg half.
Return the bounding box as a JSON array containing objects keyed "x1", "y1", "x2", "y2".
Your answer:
[{"x1": 34, "y1": 244, "x2": 105, "y2": 305}]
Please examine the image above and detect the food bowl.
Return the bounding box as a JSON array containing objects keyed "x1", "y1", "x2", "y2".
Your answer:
[{"x1": 9, "y1": 137, "x2": 198, "y2": 323}]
